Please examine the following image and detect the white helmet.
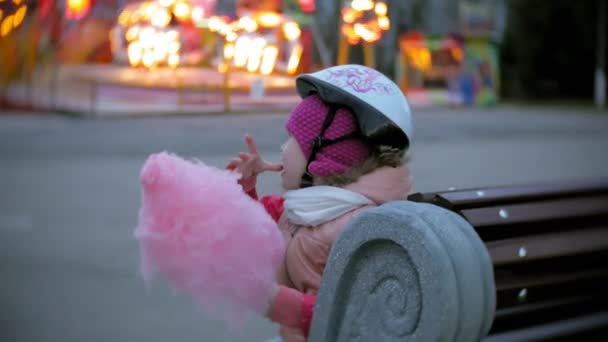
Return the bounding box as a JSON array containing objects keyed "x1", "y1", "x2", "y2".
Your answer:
[{"x1": 295, "y1": 64, "x2": 413, "y2": 150}]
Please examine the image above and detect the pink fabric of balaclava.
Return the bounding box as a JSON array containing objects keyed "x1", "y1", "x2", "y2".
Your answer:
[{"x1": 286, "y1": 94, "x2": 370, "y2": 177}]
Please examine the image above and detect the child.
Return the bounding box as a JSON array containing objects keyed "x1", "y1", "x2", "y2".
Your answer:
[{"x1": 226, "y1": 64, "x2": 414, "y2": 342}]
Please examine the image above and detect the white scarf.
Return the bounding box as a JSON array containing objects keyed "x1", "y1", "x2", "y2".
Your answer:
[{"x1": 283, "y1": 186, "x2": 374, "y2": 226}]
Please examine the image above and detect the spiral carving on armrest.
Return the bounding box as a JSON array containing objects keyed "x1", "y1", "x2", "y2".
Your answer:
[
  {"x1": 310, "y1": 203, "x2": 461, "y2": 342},
  {"x1": 337, "y1": 240, "x2": 422, "y2": 341}
]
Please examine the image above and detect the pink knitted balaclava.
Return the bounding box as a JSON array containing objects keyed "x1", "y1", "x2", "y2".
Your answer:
[{"x1": 285, "y1": 94, "x2": 370, "y2": 177}]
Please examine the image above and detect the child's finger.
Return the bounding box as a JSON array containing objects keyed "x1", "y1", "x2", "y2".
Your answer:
[
  {"x1": 238, "y1": 152, "x2": 251, "y2": 161},
  {"x1": 263, "y1": 162, "x2": 283, "y2": 172},
  {"x1": 245, "y1": 134, "x2": 259, "y2": 155},
  {"x1": 226, "y1": 159, "x2": 240, "y2": 170}
]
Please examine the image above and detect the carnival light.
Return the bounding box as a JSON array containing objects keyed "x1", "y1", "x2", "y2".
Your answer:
[
  {"x1": 66, "y1": 0, "x2": 91, "y2": 20},
  {"x1": 287, "y1": 44, "x2": 303, "y2": 75},
  {"x1": 208, "y1": 11, "x2": 303, "y2": 75},
  {"x1": 139, "y1": 26, "x2": 156, "y2": 48},
  {"x1": 378, "y1": 16, "x2": 389, "y2": 30},
  {"x1": 246, "y1": 37, "x2": 266, "y2": 73},
  {"x1": 173, "y1": 1, "x2": 190, "y2": 21},
  {"x1": 128, "y1": 41, "x2": 143, "y2": 66},
  {"x1": 223, "y1": 43, "x2": 235, "y2": 59},
  {"x1": 142, "y1": 49, "x2": 155, "y2": 67},
  {"x1": 257, "y1": 12, "x2": 281, "y2": 28},
  {"x1": 260, "y1": 45, "x2": 279, "y2": 75},
  {"x1": 126, "y1": 26, "x2": 140, "y2": 41},
  {"x1": 168, "y1": 53, "x2": 180, "y2": 68},
  {"x1": 374, "y1": 2, "x2": 387, "y2": 16},
  {"x1": 118, "y1": 9, "x2": 131, "y2": 26},
  {"x1": 226, "y1": 31, "x2": 237, "y2": 42},
  {"x1": 159, "y1": 0, "x2": 174, "y2": 7},
  {"x1": 113, "y1": 0, "x2": 207, "y2": 69},
  {"x1": 0, "y1": 1, "x2": 28, "y2": 37},
  {"x1": 234, "y1": 36, "x2": 252, "y2": 68},
  {"x1": 191, "y1": 6, "x2": 205, "y2": 22},
  {"x1": 153, "y1": 41, "x2": 168, "y2": 60},
  {"x1": 342, "y1": 0, "x2": 390, "y2": 45},
  {"x1": 283, "y1": 21, "x2": 301, "y2": 41},
  {"x1": 13, "y1": 4, "x2": 26, "y2": 26},
  {"x1": 238, "y1": 16, "x2": 258, "y2": 32},
  {"x1": 167, "y1": 40, "x2": 180, "y2": 54},
  {"x1": 406, "y1": 48, "x2": 432, "y2": 72},
  {"x1": 1, "y1": 15, "x2": 13, "y2": 37},
  {"x1": 151, "y1": 7, "x2": 171, "y2": 27},
  {"x1": 351, "y1": 0, "x2": 374, "y2": 12},
  {"x1": 166, "y1": 29, "x2": 178, "y2": 41}
]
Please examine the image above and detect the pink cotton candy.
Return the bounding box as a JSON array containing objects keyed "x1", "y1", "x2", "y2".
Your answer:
[{"x1": 134, "y1": 152, "x2": 284, "y2": 322}]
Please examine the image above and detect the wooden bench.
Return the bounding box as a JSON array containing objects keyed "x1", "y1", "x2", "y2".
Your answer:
[{"x1": 309, "y1": 178, "x2": 608, "y2": 341}]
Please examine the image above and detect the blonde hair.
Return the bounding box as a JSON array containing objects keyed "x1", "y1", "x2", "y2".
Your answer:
[{"x1": 313, "y1": 146, "x2": 409, "y2": 187}]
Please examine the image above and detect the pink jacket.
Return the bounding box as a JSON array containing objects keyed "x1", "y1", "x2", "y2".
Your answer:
[{"x1": 250, "y1": 165, "x2": 413, "y2": 340}]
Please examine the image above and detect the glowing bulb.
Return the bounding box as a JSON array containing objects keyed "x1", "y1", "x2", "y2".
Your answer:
[
  {"x1": 287, "y1": 44, "x2": 303, "y2": 75},
  {"x1": 238, "y1": 16, "x2": 257, "y2": 32},
  {"x1": 342, "y1": 9, "x2": 358, "y2": 24},
  {"x1": 1, "y1": 15, "x2": 13, "y2": 37},
  {"x1": 128, "y1": 42, "x2": 143, "y2": 66},
  {"x1": 226, "y1": 32, "x2": 238, "y2": 42},
  {"x1": 168, "y1": 41, "x2": 181, "y2": 54},
  {"x1": 378, "y1": 16, "x2": 390, "y2": 30},
  {"x1": 125, "y1": 26, "x2": 140, "y2": 41},
  {"x1": 260, "y1": 45, "x2": 279, "y2": 75},
  {"x1": 247, "y1": 37, "x2": 267, "y2": 72},
  {"x1": 142, "y1": 50, "x2": 155, "y2": 68},
  {"x1": 139, "y1": 27, "x2": 156, "y2": 48},
  {"x1": 354, "y1": 23, "x2": 377, "y2": 43},
  {"x1": 209, "y1": 16, "x2": 225, "y2": 32},
  {"x1": 351, "y1": 0, "x2": 374, "y2": 11},
  {"x1": 342, "y1": 24, "x2": 359, "y2": 45},
  {"x1": 168, "y1": 54, "x2": 180, "y2": 68},
  {"x1": 66, "y1": 0, "x2": 91, "y2": 19},
  {"x1": 159, "y1": 0, "x2": 174, "y2": 7},
  {"x1": 283, "y1": 22, "x2": 301, "y2": 41},
  {"x1": 166, "y1": 30, "x2": 179, "y2": 41},
  {"x1": 118, "y1": 10, "x2": 130, "y2": 26},
  {"x1": 151, "y1": 8, "x2": 171, "y2": 27},
  {"x1": 375, "y1": 2, "x2": 388, "y2": 16},
  {"x1": 173, "y1": 2, "x2": 191, "y2": 21},
  {"x1": 258, "y1": 12, "x2": 281, "y2": 28},
  {"x1": 153, "y1": 43, "x2": 168, "y2": 61},
  {"x1": 224, "y1": 43, "x2": 235, "y2": 59},
  {"x1": 234, "y1": 36, "x2": 252, "y2": 67},
  {"x1": 13, "y1": 5, "x2": 26, "y2": 27},
  {"x1": 191, "y1": 6, "x2": 205, "y2": 22}
]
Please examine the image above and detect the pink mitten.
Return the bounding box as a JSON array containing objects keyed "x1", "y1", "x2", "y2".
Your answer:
[{"x1": 135, "y1": 152, "x2": 284, "y2": 322}]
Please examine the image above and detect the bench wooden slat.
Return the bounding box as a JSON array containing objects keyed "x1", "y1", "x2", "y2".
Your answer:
[
  {"x1": 484, "y1": 226, "x2": 608, "y2": 266},
  {"x1": 461, "y1": 195, "x2": 608, "y2": 227},
  {"x1": 409, "y1": 178, "x2": 608, "y2": 210},
  {"x1": 485, "y1": 311, "x2": 608, "y2": 342},
  {"x1": 495, "y1": 267, "x2": 608, "y2": 292},
  {"x1": 495, "y1": 268, "x2": 608, "y2": 309},
  {"x1": 491, "y1": 294, "x2": 608, "y2": 333}
]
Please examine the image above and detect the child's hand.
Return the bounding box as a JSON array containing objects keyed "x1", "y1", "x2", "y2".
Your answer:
[{"x1": 226, "y1": 135, "x2": 282, "y2": 191}]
